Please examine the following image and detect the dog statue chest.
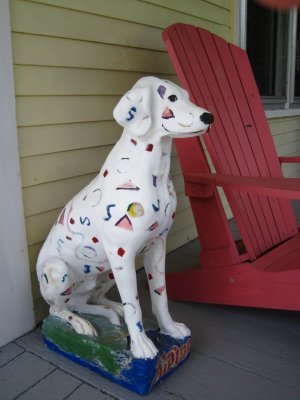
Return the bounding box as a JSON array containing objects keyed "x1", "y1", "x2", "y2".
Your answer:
[{"x1": 95, "y1": 135, "x2": 176, "y2": 244}]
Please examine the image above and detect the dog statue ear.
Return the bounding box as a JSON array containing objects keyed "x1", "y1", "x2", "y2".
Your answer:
[{"x1": 113, "y1": 86, "x2": 152, "y2": 136}]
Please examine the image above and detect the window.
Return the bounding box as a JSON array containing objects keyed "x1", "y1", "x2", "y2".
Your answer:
[{"x1": 240, "y1": 0, "x2": 299, "y2": 110}]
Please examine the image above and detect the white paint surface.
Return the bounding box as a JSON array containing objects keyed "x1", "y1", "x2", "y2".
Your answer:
[{"x1": 0, "y1": 0, "x2": 35, "y2": 346}]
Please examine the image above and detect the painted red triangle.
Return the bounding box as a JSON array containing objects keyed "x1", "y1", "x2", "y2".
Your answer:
[
  {"x1": 162, "y1": 107, "x2": 174, "y2": 119},
  {"x1": 116, "y1": 180, "x2": 140, "y2": 190},
  {"x1": 58, "y1": 208, "x2": 66, "y2": 225},
  {"x1": 115, "y1": 215, "x2": 133, "y2": 231}
]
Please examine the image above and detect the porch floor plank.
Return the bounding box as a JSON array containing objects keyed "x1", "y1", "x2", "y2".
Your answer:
[
  {"x1": 0, "y1": 352, "x2": 55, "y2": 400},
  {"x1": 65, "y1": 383, "x2": 115, "y2": 400},
  {"x1": 15, "y1": 369, "x2": 82, "y2": 400},
  {"x1": 0, "y1": 342, "x2": 25, "y2": 368}
]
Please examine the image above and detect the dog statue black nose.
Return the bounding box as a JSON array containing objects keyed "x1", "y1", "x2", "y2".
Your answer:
[{"x1": 200, "y1": 112, "x2": 214, "y2": 125}]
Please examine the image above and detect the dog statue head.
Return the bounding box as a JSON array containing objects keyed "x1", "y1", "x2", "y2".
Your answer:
[{"x1": 113, "y1": 76, "x2": 213, "y2": 139}]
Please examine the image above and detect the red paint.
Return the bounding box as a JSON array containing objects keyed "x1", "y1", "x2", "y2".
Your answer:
[
  {"x1": 171, "y1": 212, "x2": 176, "y2": 219},
  {"x1": 148, "y1": 273, "x2": 153, "y2": 281},
  {"x1": 70, "y1": 218, "x2": 75, "y2": 225},
  {"x1": 154, "y1": 285, "x2": 166, "y2": 295},
  {"x1": 162, "y1": 23, "x2": 300, "y2": 310},
  {"x1": 162, "y1": 107, "x2": 174, "y2": 119},
  {"x1": 131, "y1": 138, "x2": 137, "y2": 145},
  {"x1": 166, "y1": 246, "x2": 300, "y2": 310},
  {"x1": 117, "y1": 247, "x2": 125, "y2": 257},
  {"x1": 279, "y1": 156, "x2": 300, "y2": 164},
  {"x1": 115, "y1": 215, "x2": 133, "y2": 231},
  {"x1": 61, "y1": 287, "x2": 72, "y2": 296},
  {"x1": 146, "y1": 144, "x2": 154, "y2": 152},
  {"x1": 152, "y1": 339, "x2": 191, "y2": 388},
  {"x1": 103, "y1": 169, "x2": 108, "y2": 177},
  {"x1": 148, "y1": 221, "x2": 159, "y2": 231},
  {"x1": 92, "y1": 236, "x2": 99, "y2": 243},
  {"x1": 58, "y1": 208, "x2": 66, "y2": 225},
  {"x1": 257, "y1": 0, "x2": 300, "y2": 10},
  {"x1": 186, "y1": 173, "x2": 300, "y2": 201},
  {"x1": 96, "y1": 266, "x2": 105, "y2": 272},
  {"x1": 109, "y1": 272, "x2": 114, "y2": 280},
  {"x1": 116, "y1": 180, "x2": 140, "y2": 191}
]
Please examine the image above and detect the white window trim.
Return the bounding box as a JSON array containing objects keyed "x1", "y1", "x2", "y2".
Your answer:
[
  {"x1": 0, "y1": 0, "x2": 35, "y2": 346},
  {"x1": 235, "y1": 0, "x2": 300, "y2": 118},
  {"x1": 234, "y1": 0, "x2": 247, "y2": 49},
  {"x1": 266, "y1": 108, "x2": 300, "y2": 118}
]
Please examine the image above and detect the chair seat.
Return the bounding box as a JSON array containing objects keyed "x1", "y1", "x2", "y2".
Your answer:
[
  {"x1": 253, "y1": 232, "x2": 300, "y2": 272},
  {"x1": 166, "y1": 233, "x2": 300, "y2": 310}
]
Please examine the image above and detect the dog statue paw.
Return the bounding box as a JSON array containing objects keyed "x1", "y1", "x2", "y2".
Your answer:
[
  {"x1": 160, "y1": 321, "x2": 191, "y2": 339},
  {"x1": 37, "y1": 76, "x2": 213, "y2": 359},
  {"x1": 130, "y1": 331, "x2": 159, "y2": 359}
]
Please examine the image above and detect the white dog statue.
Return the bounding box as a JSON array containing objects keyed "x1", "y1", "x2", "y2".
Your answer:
[{"x1": 37, "y1": 76, "x2": 213, "y2": 359}]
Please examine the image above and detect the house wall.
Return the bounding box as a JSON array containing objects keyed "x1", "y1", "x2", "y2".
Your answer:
[
  {"x1": 270, "y1": 116, "x2": 300, "y2": 178},
  {"x1": 10, "y1": 0, "x2": 232, "y2": 322}
]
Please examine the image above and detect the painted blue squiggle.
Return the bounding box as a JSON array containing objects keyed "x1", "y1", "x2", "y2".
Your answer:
[
  {"x1": 152, "y1": 199, "x2": 160, "y2": 212},
  {"x1": 83, "y1": 265, "x2": 91, "y2": 274},
  {"x1": 136, "y1": 321, "x2": 144, "y2": 332},
  {"x1": 126, "y1": 107, "x2": 137, "y2": 121},
  {"x1": 80, "y1": 216, "x2": 91, "y2": 226},
  {"x1": 152, "y1": 175, "x2": 157, "y2": 187},
  {"x1": 104, "y1": 204, "x2": 116, "y2": 221}
]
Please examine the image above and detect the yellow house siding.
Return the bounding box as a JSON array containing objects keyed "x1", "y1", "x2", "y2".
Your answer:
[
  {"x1": 270, "y1": 116, "x2": 300, "y2": 178},
  {"x1": 10, "y1": 0, "x2": 231, "y2": 321}
]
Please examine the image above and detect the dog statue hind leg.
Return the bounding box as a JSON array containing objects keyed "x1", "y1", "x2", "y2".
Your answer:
[
  {"x1": 38, "y1": 256, "x2": 97, "y2": 336},
  {"x1": 68, "y1": 270, "x2": 123, "y2": 325},
  {"x1": 89, "y1": 274, "x2": 125, "y2": 319}
]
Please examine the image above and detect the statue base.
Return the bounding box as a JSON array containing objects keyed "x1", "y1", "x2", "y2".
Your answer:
[{"x1": 42, "y1": 314, "x2": 191, "y2": 395}]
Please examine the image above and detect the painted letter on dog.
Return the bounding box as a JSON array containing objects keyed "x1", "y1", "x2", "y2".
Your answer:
[{"x1": 37, "y1": 77, "x2": 213, "y2": 360}]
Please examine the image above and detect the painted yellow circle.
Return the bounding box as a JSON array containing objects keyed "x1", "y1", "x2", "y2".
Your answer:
[{"x1": 127, "y1": 202, "x2": 144, "y2": 218}]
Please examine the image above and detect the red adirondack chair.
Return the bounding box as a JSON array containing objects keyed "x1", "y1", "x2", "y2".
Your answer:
[{"x1": 163, "y1": 23, "x2": 300, "y2": 310}]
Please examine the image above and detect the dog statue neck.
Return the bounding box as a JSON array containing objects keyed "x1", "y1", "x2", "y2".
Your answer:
[{"x1": 104, "y1": 129, "x2": 173, "y2": 180}]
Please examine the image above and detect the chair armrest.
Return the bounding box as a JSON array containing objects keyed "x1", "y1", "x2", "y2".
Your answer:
[
  {"x1": 279, "y1": 156, "x2": 300, "y2": 164},
  {"x1": 185, "y1": 172, "x2": 300, "y2": 200}
]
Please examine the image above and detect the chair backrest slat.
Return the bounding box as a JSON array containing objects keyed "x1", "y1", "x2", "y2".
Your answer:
[
  {"x1": 230, "y1": 43, "x2": 298, "y2": 239},
  {"x1": 199, "y1": 27, "x2": 289, "y2": 248},
  {"x1": 163, "y1": 23, "x2": 298, "y2": 259}
]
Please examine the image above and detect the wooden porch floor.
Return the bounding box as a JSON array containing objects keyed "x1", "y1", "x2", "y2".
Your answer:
[{"x1": 1, "y1": 206, "x2": 300, "y2": 399}]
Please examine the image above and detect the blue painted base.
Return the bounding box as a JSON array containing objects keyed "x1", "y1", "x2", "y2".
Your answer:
[{"x1": 42, "y1": 314, "x2": 191, "y2": 395}]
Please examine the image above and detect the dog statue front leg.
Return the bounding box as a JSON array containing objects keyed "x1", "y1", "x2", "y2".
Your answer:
[
  {"x1": 143, "y1": 238, "x2": 191, "y2": 339},
  {"x1": 103, "y1": 244, "x2": 158, "y2": 359}
]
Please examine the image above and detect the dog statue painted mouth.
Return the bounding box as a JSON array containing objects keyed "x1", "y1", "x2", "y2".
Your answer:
[
  {"x1": 162, "y1": 123, "x2": 206, "y2": 135},
  {"x1": 37, "y1": 77, "x2": 213, "y2": 373}
]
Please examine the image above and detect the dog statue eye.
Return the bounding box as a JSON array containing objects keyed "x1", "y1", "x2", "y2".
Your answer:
[{"x1": 168, "y1": 95, "x2": 178, "y2": 102}]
